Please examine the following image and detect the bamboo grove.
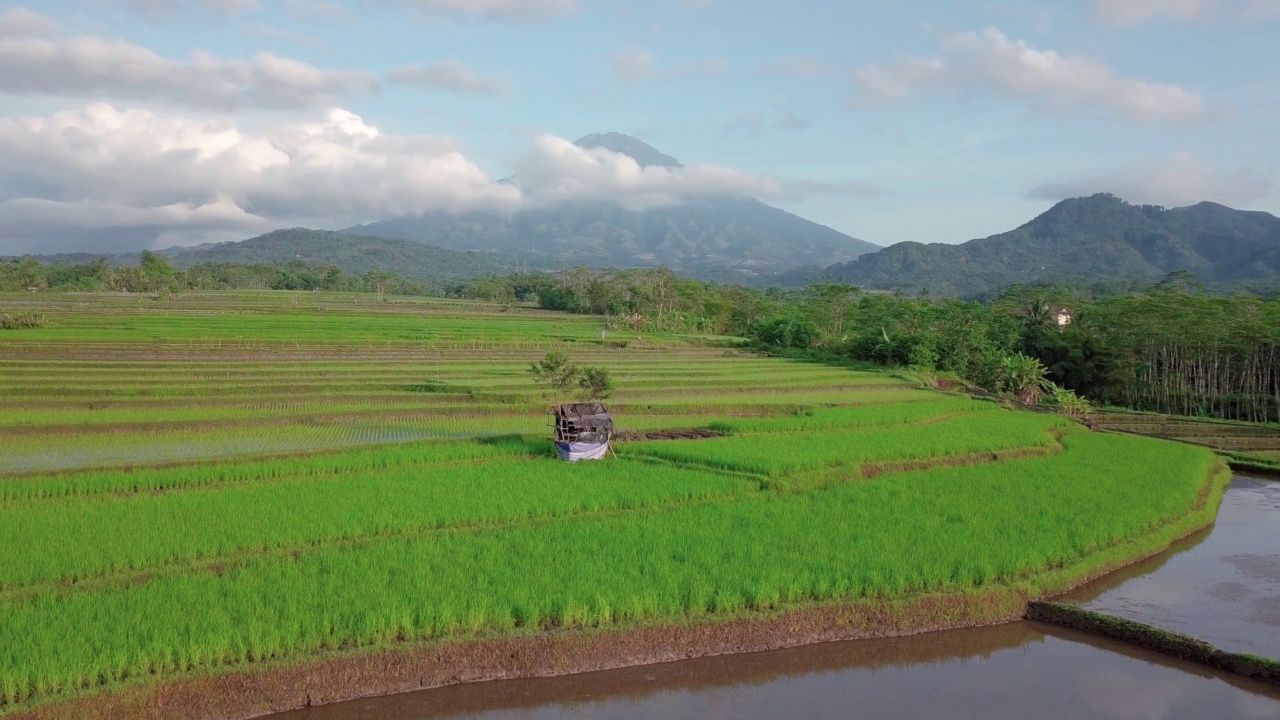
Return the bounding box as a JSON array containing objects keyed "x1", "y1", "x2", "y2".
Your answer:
[{"x1": 1085, "y1": 292, "x2": 1280, "y2": 423}]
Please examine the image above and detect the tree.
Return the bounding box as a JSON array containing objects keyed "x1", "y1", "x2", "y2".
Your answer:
[
  {"x1": 15, "y1": 258, "x2": 46, "y2": 292},
  {"x1": 575, "y1": 366, "x2": 614, "y2": 401},
  {"x1": 368, "y1": 272, "x2": 396, "y2": 303},
  {"x1": 529, "y1": 351, "x2": 579, "y2": 396},
  {"x1": 529, "y1": 352, "x2": 613, "y2": 401},
  {"x1": 139, "y1": 250, "x2": 178, "y2": 292},
  {"x1": 1021, "y1": 296, "x2": 1055, "y2": 329},
  {"x1": 803, "y1": 282, "x2": 861, "y2": 338}
]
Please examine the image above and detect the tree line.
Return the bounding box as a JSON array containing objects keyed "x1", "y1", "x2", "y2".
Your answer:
[
  {"x1": 6, "y1": 256, "x2": 1277, "y2": 422},
  {"x1": 0, "y1": 253, "x2": 436, "y2": 298},
  {"x1": 451, "y1": 268, "x2": 1280, "y2": 423}
]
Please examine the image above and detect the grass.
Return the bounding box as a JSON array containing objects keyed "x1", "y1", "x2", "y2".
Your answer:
[{"x1": 0, "y1": 290, "x2": 1226, "y2": 714}]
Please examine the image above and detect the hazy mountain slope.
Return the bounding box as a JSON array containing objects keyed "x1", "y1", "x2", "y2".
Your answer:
[
  {"x1": 344, "y1": 133, "x2": 878, "y2": 279},
  {"x1": 166, "y1": 229, "x2": 511, "y2": 281}
]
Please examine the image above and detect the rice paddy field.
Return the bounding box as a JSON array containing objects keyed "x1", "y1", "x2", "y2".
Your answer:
[
  {"x1": 1092, "y1": 411, "x2": 1280, "y2": 473},
  {"x1": 0, "y1": 291, "x2": 1225, "y2": 716}
]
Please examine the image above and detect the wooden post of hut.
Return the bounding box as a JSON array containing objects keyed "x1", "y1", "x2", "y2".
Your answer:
[{"x1": 552, "y1": 403, "x2": 614, "y2": 462}]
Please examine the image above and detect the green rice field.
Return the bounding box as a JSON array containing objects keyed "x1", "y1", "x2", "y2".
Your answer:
[{"x1": 0, "y1": 291, "x2": 1222, "y2": 714}]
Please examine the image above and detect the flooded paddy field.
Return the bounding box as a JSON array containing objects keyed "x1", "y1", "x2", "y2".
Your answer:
[
  {"x1": 272, "y1": 622, "x2": 1280, "y2": 720},
  {"x1": 1062, "y1": 476, "x2": 1280, "y2": 660}
]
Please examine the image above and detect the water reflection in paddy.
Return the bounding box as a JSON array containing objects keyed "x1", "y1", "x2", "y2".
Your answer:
[
  {"x1": 1063, "y1": 476, "x2": 1280, "y2": 659},
  {"x1": 273, "y1": 622, "x2": 1280, "y2": 720}
]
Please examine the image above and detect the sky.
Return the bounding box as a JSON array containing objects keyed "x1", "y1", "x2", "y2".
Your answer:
[{"x1": 0, "y1": 0, "x2": 1277, "y2": 255}]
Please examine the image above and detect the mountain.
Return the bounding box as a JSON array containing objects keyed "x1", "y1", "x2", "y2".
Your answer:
[
  {"x1": 165, "y1": 229, "x2": 512, "y2": 282},
  {"x1": 799, "y1": 194, "x2": 1280, "y2": 298},
  {"x1": 573, "y1": 132, "x2": 683, "y2": 168},
  {"x1": 343, "y1": 134, "x2": 879, "y2": 280}
]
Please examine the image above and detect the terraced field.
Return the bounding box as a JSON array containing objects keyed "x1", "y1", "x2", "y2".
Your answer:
[
  {"x1": 0, "y1": 291, "x2": 1224, "y2": 718},
  {"x1": 1093, "y1": 412, "x2": 1280, "y2": 473}
]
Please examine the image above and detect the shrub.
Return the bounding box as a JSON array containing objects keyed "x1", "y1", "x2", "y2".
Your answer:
[{"x1": 0, "y1": 311, "x2": 45, "y2": 330}]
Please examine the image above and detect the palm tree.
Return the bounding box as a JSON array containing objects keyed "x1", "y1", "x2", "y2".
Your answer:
[{"x1": 1022, "y1": 296, "x2": 1054, "y2": 329}]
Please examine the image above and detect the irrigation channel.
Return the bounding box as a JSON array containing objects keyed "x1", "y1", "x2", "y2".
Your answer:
[{"x1": 270, "y1": 475, "x2": 1280, "y2": 720}]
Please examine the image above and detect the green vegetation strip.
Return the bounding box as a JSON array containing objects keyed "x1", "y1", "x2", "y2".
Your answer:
[
  {"x1": 1026, "y1": 602, "x2": 1280, "y2": 685},
  {"x1": 0, "y1": 437, "x2": 550, "y2": 502},
  {"x1": 707, "y1": 398, "x2": 991, "y2": 434},
  {"x1": 0, "y1": 458, "x2": 757, "y2": 591},
  {"x1": 621, "y1": 410, "x2": 1069, "y2": 476},
  {"x1": 0, "y1": 431, "x2": 1215, "y2": 710}
]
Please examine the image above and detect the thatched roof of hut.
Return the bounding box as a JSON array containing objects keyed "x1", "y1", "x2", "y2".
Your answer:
[{"x1": 552, "y1": 403, "x2": 613, "y2": 443}]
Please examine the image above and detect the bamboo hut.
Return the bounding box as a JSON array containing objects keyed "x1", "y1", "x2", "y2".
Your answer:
[{"x1": 552, "y1": 403, "x2": 613, "y2": 462}]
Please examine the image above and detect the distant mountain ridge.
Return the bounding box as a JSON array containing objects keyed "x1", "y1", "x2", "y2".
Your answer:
[
  {"x1": 798, "y1": 194, "x2": 1280, "y2": 297},
  {"x1": 343, "y1": 133, "x2": 879, "y2": 280}
]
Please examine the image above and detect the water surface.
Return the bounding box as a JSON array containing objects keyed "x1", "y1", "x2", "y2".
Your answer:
[
  {"x1": 1062, "y1": 476, "x2": 1280, "y2": 659},
  {"x1": 273, "y1": 623, "x2": 1280, "y2": 720}
]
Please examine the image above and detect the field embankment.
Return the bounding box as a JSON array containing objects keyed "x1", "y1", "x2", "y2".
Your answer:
[{"x1": 1027, "y1": 602, "x2": 1280, "y2": 685}]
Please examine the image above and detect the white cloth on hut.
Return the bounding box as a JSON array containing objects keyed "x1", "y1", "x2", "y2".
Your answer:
[{"x1": 556, "y1": 442, "x2": 610, "y2": 462}]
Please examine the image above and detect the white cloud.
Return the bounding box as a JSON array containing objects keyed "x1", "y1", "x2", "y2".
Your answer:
[
  {"x1": 0, "y1": 6, "x2": 57, "y2": 36},
  {"x1": 512, "y1": 135, "x2": 881, "y2": 209},
  {"x1": 198, "y1": 0, "x2": 261, "y2": 14},
  {"x1": 387, "y1": 61, "x2": 510, "y2": 97},
  {"x1": 380, "y1": 0, "x2": 579, "y2": 21},
  {"x1": 854, "y1": 27, "x2": 1204, "y2": 121},
  {"x1": 513, "y1": 135, "x2": 777, "y2": 210},
  {"x1": 280, "y1": 0, "x2": 357, "y2": 23},
  {"x1": 1090, "y1": 0, "x2": 1214, "y2": 25},
  {"x1": 1027, "y1": 152, "x2": 1276, "y2": 207},
  {"x1": 126, "y1": 0, "x2": 261, "y2": 17},
  {"x1": 0, "y1": 19, "x2": 375, "y2": 111},
  {"x1": 0, "y1": 104, "x2": 520, "y2": 253},
  {"x1": 0, "y1": 104, "x2": 873, "y2": 253},
  {"x1": 611, "y1": 47, "x2": 729, "y2": 85}
]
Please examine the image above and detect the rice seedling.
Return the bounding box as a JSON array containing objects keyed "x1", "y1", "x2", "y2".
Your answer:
[
  {"x1": 621, "y1": 410, "x2": 1069, "y2": 476},
  {"x1": 0, "y1": 458, "x2": 756, "y2": 590},
  {"x1": 0, "y1": 431, "x2": 1215, "y2": 710}
]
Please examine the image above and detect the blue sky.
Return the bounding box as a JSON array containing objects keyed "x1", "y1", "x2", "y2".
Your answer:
[{"x1": 0, "y1": 0, "x2": 1277, "y2": 253}]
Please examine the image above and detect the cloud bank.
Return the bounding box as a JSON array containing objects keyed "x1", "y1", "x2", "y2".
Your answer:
[
  {"x1": 1027, "y1": 152, "x2": 1276, "y2": 207},
  {"x1": 0, "y1": 10, "x2": 374, "y2": 111},
  {"x1": 0, "y1": 105, "x2": 878, "y2": 254},
  {"x1": 380, "y1": 0, "x2": 580, "y2": 22},
  {"x1": 855, "y1": 27, "x2": 1204, "y2": 121}
]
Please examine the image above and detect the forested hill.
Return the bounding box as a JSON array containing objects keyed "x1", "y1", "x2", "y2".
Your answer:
[
  {"x1": 798, "y1": 194, "x2": 1280, "y2": 298},
  {"x1": 343, "y1": 133, "x2": 879, "y2": 280},
  {"x1": 165, "y1": 229, "x2": 512, "y2": 282}
]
